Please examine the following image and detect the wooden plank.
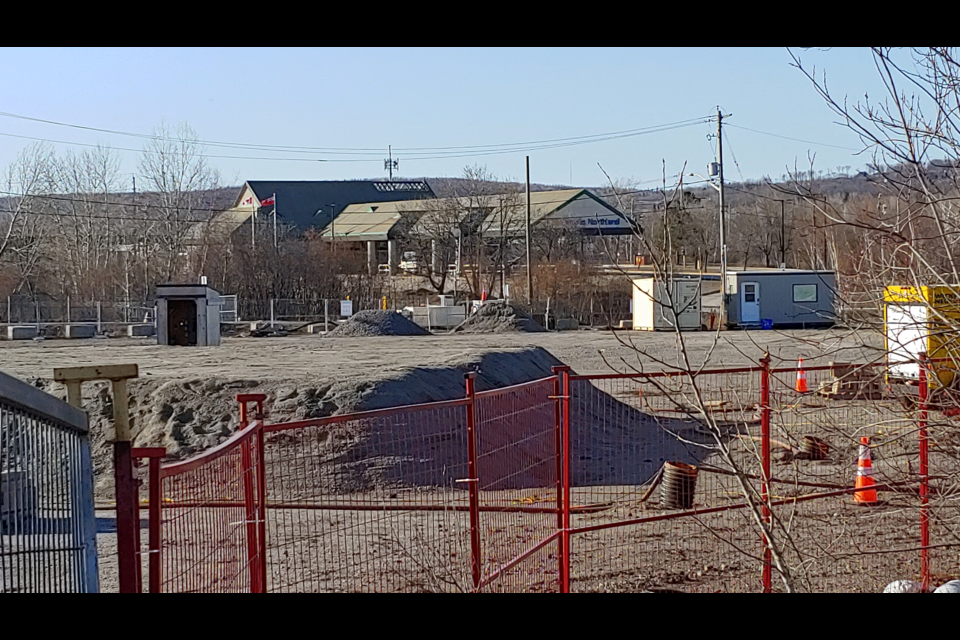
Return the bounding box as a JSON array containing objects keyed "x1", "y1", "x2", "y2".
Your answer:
[{"x1": 54, "y1": 364, "x2": 139, "y2": 382}]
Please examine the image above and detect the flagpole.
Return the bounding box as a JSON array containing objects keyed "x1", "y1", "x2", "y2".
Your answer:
[
  {"x1": 251, "y1": 198, "x2": 256, "y2": 250},
  {"x1": 273, "y1": 192, "x2": 277, "y2": 250}
]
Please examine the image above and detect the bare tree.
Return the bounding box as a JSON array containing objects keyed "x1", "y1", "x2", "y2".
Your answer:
[
  {"x1": 49, "y1": 146, "x2": 124, "y2": 301},
  {"x1": 0, "y1": 143, "x2": 57, "y2": 296},
  {"x1": 137, "y1": 122, "x2": 221, "y2": 283}
]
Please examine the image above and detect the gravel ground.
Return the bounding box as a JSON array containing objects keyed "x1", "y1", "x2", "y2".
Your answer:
[
  {"x1": 329, "y1": 310, "x2": 431, "y2": 337},
  {"x1": 453, "y1": 300, "x2": 545, "y2": 333}
]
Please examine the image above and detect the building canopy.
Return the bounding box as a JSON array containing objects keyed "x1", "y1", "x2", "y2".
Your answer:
[{"x1": 320, "y1": 189, "x2": 635, "y2": 242}]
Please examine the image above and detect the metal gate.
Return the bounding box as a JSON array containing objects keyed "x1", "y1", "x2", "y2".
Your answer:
[{"x1": 0, "y1": 371, "x2": 98, "y2": 593}]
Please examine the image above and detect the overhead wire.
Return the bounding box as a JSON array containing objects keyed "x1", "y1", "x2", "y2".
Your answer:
[
  {"x1": 0, "y1": 120, "x2": 710, "y2": 164},
  {"x1": 722, "y1": 128, "x2": 746, "y2": 183},
  {"x1": 726, "y1": 123, "x2": 862, "y2": 152},
  {"x1": 0, "y1": 110, "x2": 715, "y2": 162}
]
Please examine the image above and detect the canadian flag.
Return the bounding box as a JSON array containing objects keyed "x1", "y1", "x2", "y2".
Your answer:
[
  {"x1": 261, "y1": 195, "x2": 276, "y2": 207},
  {"x1": 241, "y1": 196, "x2": 253, "y2": 205}
]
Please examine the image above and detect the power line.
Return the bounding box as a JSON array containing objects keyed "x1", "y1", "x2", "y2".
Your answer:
[
  {"x1": 0, "y1": 120, "x2": 713, "y2": 164},
  {"x1": 0, "y1": 109, "x2": 713, "y2": 155},
  {"x1": 0, "y1": 131, "x2": 331, "y2": 163},
  {"x1": 726, "y1": 123, "x2": 862, "y2": 152},
  {"x1": 722, "y1": 129, "x2": 746, "y2": 183}
]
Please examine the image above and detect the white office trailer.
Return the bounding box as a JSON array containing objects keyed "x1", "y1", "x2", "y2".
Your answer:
[
  {"x1": 632, "y1": 277, "x2": 702, "y2": 331},
  {"x1": 725, "y1": 269, "x2": 836, "y2": 329}
]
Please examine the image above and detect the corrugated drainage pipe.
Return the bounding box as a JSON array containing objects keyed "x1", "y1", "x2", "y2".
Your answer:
[{"x1": 660, "y1": 462, "x2": 698, "y2": 510}]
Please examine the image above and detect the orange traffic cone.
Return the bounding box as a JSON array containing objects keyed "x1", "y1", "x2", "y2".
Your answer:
[
  {"x1": 854, "y1": 437, "x2": 878, "y2": 505},
  {"x1": 795, "y1": 357, "x2": 809, "y2": 393}
]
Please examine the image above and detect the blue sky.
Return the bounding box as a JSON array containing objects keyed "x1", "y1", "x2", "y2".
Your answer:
[{"x1": 0, "y1": 48, "x2": 894, "y2": 190}]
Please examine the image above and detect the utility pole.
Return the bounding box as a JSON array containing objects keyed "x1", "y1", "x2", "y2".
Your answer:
[
  {"x1": 525, "y1": 156, "x2": 532, "y2": 305},
  {"x1": 502, "y1": 196, "x2": 507, "y2": 299},
  {"x1": 329, "y1": 203, "x2": 337, "y2": 255},
  {"x1": 384, "y1": 146, "x2": 398, "y2": 181},
  {"x1": 779, "y1": 199, "x2": 786, "y2": 267},
  {"x1": 717, "y1": 108, "x2": 728, "y2": 327}
]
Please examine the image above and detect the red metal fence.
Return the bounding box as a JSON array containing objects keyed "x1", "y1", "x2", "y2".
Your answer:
[{"x1": 125, "y1": 356, "x2": 959, "y2": 592}]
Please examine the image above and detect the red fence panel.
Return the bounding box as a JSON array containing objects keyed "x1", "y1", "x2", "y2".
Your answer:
[
  {"x1": 560, "y1": 360, "x2": 942, "y2": 593},
  {"x1": 154, "y1": 422, "x2": 266, "y2": 593},
  {"x1": 473, "y1": 377, "x2": 560, "y2": 592},
  {"x1": 765, "y1": 362, "x2": 924, "y2": 592},
  {"x1": 261, "y1": 400, "x2": 475, "y2": 593},
  {"x1": 565, "y1": 369, "x2": 764, "y2": 592}
]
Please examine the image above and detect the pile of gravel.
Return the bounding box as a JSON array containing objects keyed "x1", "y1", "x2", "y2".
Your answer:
[
  {"x1": 328, "y1": 310, "x2": 431, "y2": 337},
  {"x1": 453, "y1": 300, "x2": 545, "y2": 334}
]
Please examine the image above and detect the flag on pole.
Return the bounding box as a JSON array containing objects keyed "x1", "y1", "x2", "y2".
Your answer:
[{"x1": 260, "y1": 195, "x2": 276, "y2": 207}]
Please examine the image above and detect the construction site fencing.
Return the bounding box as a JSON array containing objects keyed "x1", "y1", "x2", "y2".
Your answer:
[
  {"x1": 240, "y1": 297, "x2": 387, "y2": 324},
  {"x1": 0, "y1": 370, "x2": 98, "y2": 593},
  {"x1": 124, "y1": 357, "x2": 957, "y2": 592},
  {"x1": 1, "y1": 294, "x2": 155, "y2": 327}
]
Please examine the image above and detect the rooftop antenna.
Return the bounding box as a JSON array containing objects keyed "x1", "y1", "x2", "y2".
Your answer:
[{"x1": 384, "y1": 145, "x2": 398, "y2": 181}]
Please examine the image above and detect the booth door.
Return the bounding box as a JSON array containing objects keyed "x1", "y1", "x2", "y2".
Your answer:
[
  {"x1": 741, "y1": 282, "x2": 760, "y2": 324},
  {"x1": 168, "y1": 299, "x2": 198, "y2": 346}
]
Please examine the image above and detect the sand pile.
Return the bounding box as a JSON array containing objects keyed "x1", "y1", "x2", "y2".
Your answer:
[
  {"x1": 329, "y1": 310, "x2": 431, "y2": 337},
  {"x1": 453, "y1": 301, "x2": 545, "y2": 334}
]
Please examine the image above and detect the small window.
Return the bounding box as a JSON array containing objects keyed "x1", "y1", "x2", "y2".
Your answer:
[{"x1": 794, "y1": 284, "x2": 818, "y2": 303}]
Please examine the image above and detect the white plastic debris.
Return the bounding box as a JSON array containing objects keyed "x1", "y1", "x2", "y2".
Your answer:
[
  {"x1": 934, "y1": 580, "x2": 960, "y2": 593},
  {"x1": 883, "y1": 580, "x2": 922, "y2": 593}
]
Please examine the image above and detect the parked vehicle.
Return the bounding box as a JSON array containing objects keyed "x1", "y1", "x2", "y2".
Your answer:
[{"x1": 399, "y1": 252, "x2": 419, "y2": 274}]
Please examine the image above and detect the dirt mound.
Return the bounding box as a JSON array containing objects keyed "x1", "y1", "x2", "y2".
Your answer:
[
  {"x1": 32, "y1": 345, "x2": 561, "y2": 498},
  {"x1": 329, "y1": 310, "x2": 431, "y2": 337},
  {"x1": 453, "y1": 301, "x2": 545, "y2": 333}
]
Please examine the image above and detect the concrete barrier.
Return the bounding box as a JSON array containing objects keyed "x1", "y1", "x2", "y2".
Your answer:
[
  {"x1": 128, "y1": 324, "x2": 156, "y2": 337},
  {"x1": 64, "y1": 325, "x2": 96, "y2": 339},
  {"x1": 7, "y1": 326, "x2": 38, "y2": 340}
]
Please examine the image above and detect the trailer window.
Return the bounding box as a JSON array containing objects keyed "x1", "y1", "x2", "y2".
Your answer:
[{"x1": 794, "y1": 284, "x2": 818, "y2": 303}]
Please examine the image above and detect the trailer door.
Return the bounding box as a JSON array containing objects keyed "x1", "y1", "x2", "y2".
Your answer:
[{"x1": 741, "y1": 282, "x2": 760, "y2": 324}]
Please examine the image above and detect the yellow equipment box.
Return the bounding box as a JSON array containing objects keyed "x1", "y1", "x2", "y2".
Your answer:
[{"x1": 884, "y1": 285, "x2": 960, "y2": 388}]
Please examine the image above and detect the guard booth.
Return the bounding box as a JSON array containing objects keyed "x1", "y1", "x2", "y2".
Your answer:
[
  {"x1": 884, "y1": 285, "x2": 960, "y2": 388},
  {"x1": 156, "y1": 284, "x2": 221, "y2": 347}
]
